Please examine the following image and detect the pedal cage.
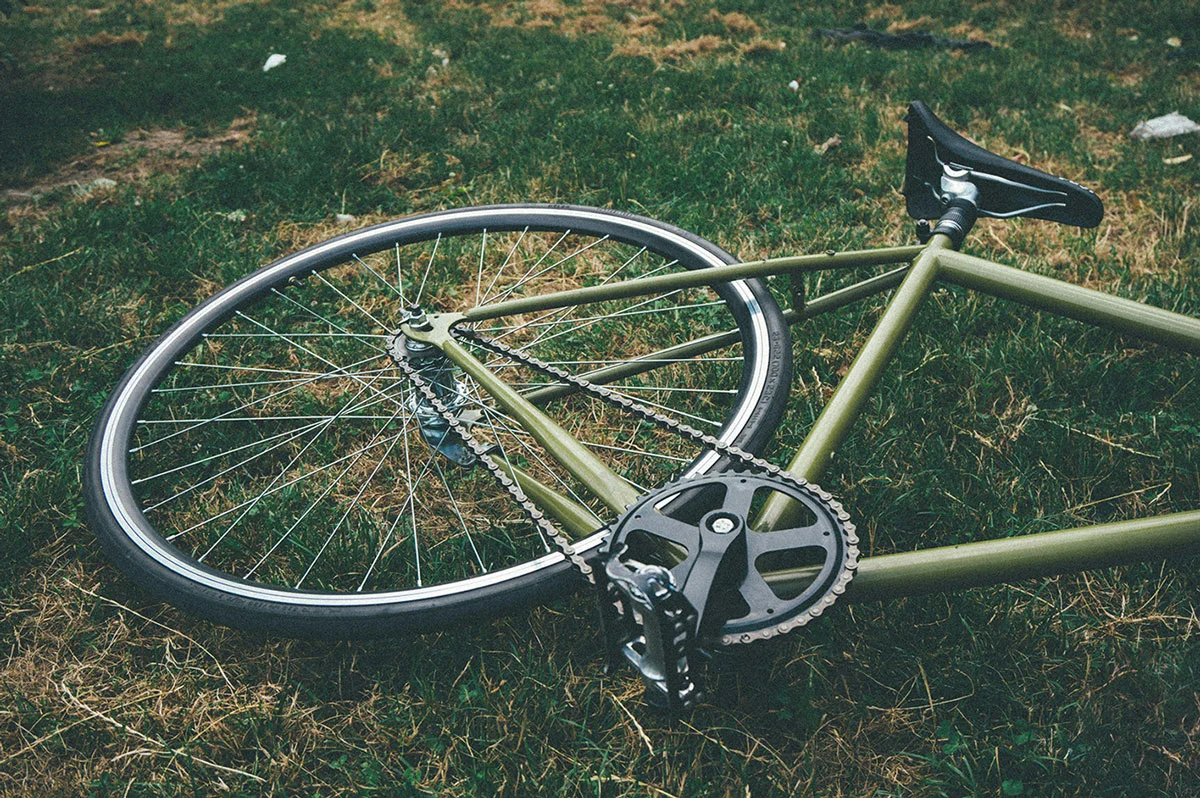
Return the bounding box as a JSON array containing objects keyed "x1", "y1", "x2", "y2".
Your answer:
[{"x1": 599, "y1": 548, "x2": 705, "y2": 712}]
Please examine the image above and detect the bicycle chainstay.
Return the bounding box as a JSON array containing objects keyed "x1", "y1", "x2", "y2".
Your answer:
[
  {"x1": 388, "y1": 335, "x2": 596, "y2": 583},
  {"x1": 396, "y1": 325, "x2": 859, "y2": 710},
  {"x1": 453, "y1": 328, "x2": 859, "y2": 621}
]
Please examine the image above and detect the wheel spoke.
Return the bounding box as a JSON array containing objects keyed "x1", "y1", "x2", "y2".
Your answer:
[
  {"x1": 481, "y1": 230, "x2": 571, "y2": 306},
  {"x1": 511, "y1": 287, "x2": 698, "y2": 353},
  {"x1": 474, "y1": 229, "x2": 487, "y2": 307},
  {"x1": 269, "y1": 286, "x2": 390, "y2": 351},
  {"x1": 481, "y1": 245, "x2": 648, "y2": 344},
  {"x1": 131, "y1": 352, "x2": 390, "y2": 453},
  {"x1": 479, "y1": 227, "x2": 527, "y2": 305},
  {"x1": 431, "y1": 456, "x2": 487, "y2": 575},
  {"x1": 476, "y1": 406, "x2": 593, "y2": 538},
  {"x1": 413, "y1": 232, "x2": 440, "y2": 308},
  {"x1": 233, "y1": 313, "x2": 407, "y2": 414},
  {"x1": 294, "y1": 401, "x2": 412, "y2": 587},
  {"x1": 609, "y1": 384, "x2": 737, "y2": 396},
  {"x1": 142, "y1": 390, "x2": 407, "y2": 507},
  {"x1": 194, "y1": 372, "x2": 387, "y2": 559},
  {"x1": 151, "y1": 367, "x2": 401, "y2": 394},
  {"x1": 358, "y1": 429, "x2": 442, "y2": 591},
  {"x1": 606, "y1": 390, "x2": 722, "y2": 428},
  {"x1": 308, "y1": 269, "x2": 390, "y2": 330},
  {"x1": 353, "y1": 253, "x2": 406, "y2": 303}
]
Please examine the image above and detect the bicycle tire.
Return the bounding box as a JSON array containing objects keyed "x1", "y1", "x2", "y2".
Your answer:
[{"x1": 85, "y1": 204, "x2": 792, "y2": 636}]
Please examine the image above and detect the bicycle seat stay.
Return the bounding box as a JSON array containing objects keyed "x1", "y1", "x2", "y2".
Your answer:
[{"x1": 903, "y1": 101, "x2": 1104, "y2": 228}]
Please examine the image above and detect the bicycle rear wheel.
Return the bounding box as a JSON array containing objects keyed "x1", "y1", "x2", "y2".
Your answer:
[{"x1": 85, "y1": 204, "x2": 792, "y2": 636}]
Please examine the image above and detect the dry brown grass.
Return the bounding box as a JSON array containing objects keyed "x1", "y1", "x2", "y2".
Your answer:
[
  {"x1": 317, "y1": 0, "x2": 417, "y2": 47},
  {"x1": 152, "y1": 0, "x2": 271, "y2": 30},
  {"x1": 865, "y1": 3, "x2": 1006, "y2": 43},
  {"x1": 0, "y1": 561, "x2": 421, "y2": 793},
  {"x1": 63, "y1": 29, "x2": 147, "y2": 53},
  {"x1": 435, "y1": 0, "x2": 772, "y2": 63}
]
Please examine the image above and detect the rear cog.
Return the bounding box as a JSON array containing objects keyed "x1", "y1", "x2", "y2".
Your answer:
[{"x1": 605, "y1": 472, "x2": 858, "y2": 646}]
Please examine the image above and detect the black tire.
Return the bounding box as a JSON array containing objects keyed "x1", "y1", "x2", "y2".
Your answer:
[{"x1": 85, "y1": 204, "x2": 792, "y2": 636}]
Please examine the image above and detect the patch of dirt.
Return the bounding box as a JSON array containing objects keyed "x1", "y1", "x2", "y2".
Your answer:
[{"x1": 2, "y1": 116, "x2": 256, "y2": 205}]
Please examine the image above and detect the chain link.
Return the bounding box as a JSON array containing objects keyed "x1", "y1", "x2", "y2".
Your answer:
[{"x1": 389, "y1": 336, "x2": 595, "y2": 583}]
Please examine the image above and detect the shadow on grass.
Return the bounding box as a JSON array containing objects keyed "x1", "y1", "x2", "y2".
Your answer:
[{"x1": 0, "y1": 2, "x2": 407, "y2": 186}]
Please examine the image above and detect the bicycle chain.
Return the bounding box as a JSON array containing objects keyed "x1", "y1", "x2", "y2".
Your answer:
[
  {"x1": 452, "y1": 326, "x2": 860, "y2": 646},
  {"x1": 388, "y1": 336, "x2": 595, "y2": 584}
]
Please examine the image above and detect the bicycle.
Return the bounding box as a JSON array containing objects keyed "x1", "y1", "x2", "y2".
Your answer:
[{"x1": 84, "y1": 102, "x2": 1200, "y2": 710}]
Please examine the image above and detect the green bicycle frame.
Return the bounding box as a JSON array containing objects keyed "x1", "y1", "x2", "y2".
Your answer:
[{"x1": 402, "y1": 233, "x2": 1200, "y2": 603}]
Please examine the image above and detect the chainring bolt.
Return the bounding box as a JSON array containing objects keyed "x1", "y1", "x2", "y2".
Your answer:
[{"x1": 710, "y1": 517, "x2": 735, "y2": 534}]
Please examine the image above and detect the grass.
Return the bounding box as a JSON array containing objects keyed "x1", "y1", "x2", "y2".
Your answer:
[{"x1": 2, "y1": 0, "x2": 1198, "y2": 794}]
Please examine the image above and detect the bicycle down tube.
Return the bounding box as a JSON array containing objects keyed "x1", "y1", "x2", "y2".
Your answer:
[{"x1": 404, "y1": 233, "x2": 1200, "y2": 602}]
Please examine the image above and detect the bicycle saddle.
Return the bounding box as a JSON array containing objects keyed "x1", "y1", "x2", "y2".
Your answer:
[{"x1": 903, "y1": 101, "x2": 1104, "y2": 228}]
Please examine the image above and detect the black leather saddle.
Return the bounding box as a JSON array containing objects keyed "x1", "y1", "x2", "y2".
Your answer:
[{"x1": 903, "y1": 101, "x2": 1103, "y2": 228}]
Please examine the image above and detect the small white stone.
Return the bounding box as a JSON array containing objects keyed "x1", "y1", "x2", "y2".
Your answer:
[{"x1": 262, "y1": 53, "x2": 287, "y2": 72}]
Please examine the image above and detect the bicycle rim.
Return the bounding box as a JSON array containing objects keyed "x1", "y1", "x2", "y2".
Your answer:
[{"x1": 85, "y1": 205, "x2": 792, "y2": 635}]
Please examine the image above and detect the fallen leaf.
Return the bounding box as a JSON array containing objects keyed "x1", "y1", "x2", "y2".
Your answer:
[
  {"x1": 888, "y1": 16, "x2": 933, "y2": 33},
  {"x1": 815, "y1": 135, "x2": 842, "y2": 155}
]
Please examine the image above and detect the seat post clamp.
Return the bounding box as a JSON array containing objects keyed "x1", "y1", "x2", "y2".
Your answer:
[{"x1": 932, "y1": 166, "x2": 980, "y2": 248}]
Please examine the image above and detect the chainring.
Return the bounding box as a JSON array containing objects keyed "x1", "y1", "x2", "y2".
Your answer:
[{"x1": 605, "y1": 471, "x2": 858, "y2": 646}]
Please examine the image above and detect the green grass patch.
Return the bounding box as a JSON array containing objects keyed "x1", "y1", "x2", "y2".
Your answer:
[{"x1": 2, "y1": 0, "x2": 1198, "y2": 794}]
